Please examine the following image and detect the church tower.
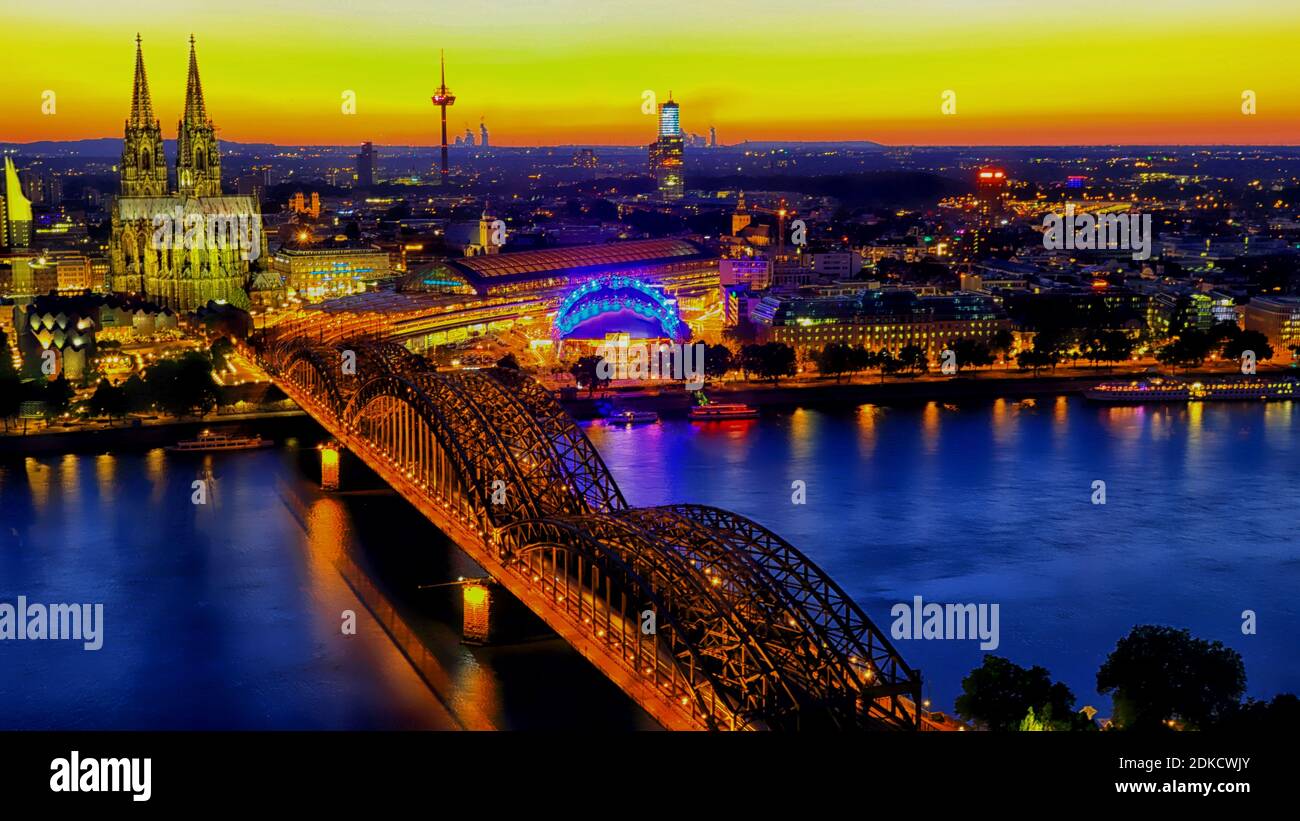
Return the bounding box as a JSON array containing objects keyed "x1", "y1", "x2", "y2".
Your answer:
[
  {"x1": 176, "y1": 35, "x2": 222, "y2": 198},
  {"x1": 120, "y1": 35, "x2": 168, "y2": 198}
]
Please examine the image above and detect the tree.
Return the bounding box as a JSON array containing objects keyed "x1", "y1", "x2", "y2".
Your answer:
[
  {"x1": 1215, "y1": 694, "x2": 1300, "y2": 731},
  {"x1": 740, "y1": 343, "x2": 795, "y2": 385},
  {"x1": 1221, "y1": 329, "x2": 1273, "y2": 364},
  {"x1": 753, "y1": 342, "x2": 797, "y2": 385},
  {"x1": 89, "y1": 379, "x2": 130, "y2": 421},
  {"x1": 495, "y1": 353, "x2": 521, "y2": 371},
  {"x1": 1096, "y1": 625, "x2": 1246, "y2": 731},
  {"x1": 145, "y1": 352, "x2": 219, "y2": 417},
  {"x1": 1017, "y1": 348, "x2": 1056, "y2": 376},
  {"x1": 955, "y1": 655, "x2": 1078, "y2": 731},
  {"x1": 948, "y1": 339, "x2": 993, "y2": 374},
  {"x1": 42, "y1": 375, "x2": 75, "y2": 420},
  {"x1": 897, "y1": 344, "x2": 928, "y2": 375},
  {"x1": 210, "y1": 337, "x2": 236, "y2": 372},
  {"x1": 702, "y1": 343, "x2": 734, "y2": 382},
  {"x1": 990, "y1": 328, "x2": 1015, "y2": 365},
  {"x1": 876, "y1": 348, "x2": 900, "y2": 382},
  {"x1": 849, "y1": 345, "x2": 877, "y2": 376},
  {"x1": 569, "y1": 355, "x2": 608, "y2": 396},
  {"x1": 1100, "y1": 331, "x2": 1134, "y2": 370},
  {"x1": 0, "y1": 329, "x2": 17, "y2": 380},
  {"x1": 121, "y1": 373, "x2": 152, "y2": 413},
  {"x1": 813, "y1": 342, "x2": 855, "y2": 382}
]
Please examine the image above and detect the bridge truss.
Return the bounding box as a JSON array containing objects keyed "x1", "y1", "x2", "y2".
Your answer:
[{"x1": 262, "y1": 333, "x2": 922, "y2": 730}]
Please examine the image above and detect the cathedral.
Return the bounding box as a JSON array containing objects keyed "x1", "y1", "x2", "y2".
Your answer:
[{"x1": 109, "y1": 36, "x2": 266, "y2": 312}]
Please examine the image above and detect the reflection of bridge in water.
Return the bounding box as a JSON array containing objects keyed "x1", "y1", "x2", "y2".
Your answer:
[{"x1": 258, "y1": 331, "x2": 923, "y2": 730}]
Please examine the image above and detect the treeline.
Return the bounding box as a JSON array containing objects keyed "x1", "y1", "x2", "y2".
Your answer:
[{"x1": 953, "y1": 625, "x2": 1298, "y2": 731}]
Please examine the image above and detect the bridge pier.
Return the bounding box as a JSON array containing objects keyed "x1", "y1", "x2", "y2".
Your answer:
[
  {"x1": 461, "y1": 579, "x2": 493, "y2": 644},
  {"x1": 319, "y1": 442, "x2": 341, "y2": 491}
]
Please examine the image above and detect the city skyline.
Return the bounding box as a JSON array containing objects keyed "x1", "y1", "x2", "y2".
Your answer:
[{"x1": 5, "y1": 1, "x2": 1300, "y2": 147}]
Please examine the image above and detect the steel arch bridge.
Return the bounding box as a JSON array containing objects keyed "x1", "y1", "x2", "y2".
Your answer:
[{"x1": 260, "y1": 333, "x2": 922, "y2": 730}]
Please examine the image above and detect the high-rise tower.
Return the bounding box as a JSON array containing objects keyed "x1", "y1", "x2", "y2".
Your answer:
[
  {"x1": 120, "y1": 35, "x2": 168, "y2": 198},
  {"x1": 3, "y1": 157, "x2": 33, "y2": 248},
  {"x1": 648, "y1": 93, "x2": 684, "y2": 201},
  {"x1": 430, "y1": 50, "x2": 456, "y2": 183},
  {"x1": 176, "y1": 35, "x2": 222, "y2": 198}
]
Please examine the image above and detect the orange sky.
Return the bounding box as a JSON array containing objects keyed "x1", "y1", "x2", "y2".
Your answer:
[{"x1": 4, "y1": 1, "x2": 1299, "y2": 146}]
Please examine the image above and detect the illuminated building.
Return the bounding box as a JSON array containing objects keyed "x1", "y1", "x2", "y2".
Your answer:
[
  {"x1": 356, "y1": 142, "x2": 375, "y2": 188},
  {"x1": 719, "y1": 257, "x2": 771, "y2": 289},
  {"x1": 975, "y1": 168, "x2": 1008, "y2": 224},
  {"x1": 430, "y1": 50, "x2": 455, "y2": 183},
  {"x1": 56, "y1": 255, "x2": 92, "y2": 291},
  {"x1": 1243, "y1": 296, "x2": 1300, "y2": 362},
  {"x1": 413, "y1": 237, "x2": 716, "y2": 298},
  {"x1": 3, "y1": 157, "x2": 33, "y2": 249},
  {"x1": 289, "y1": 191, "x2": 322, "y2": 219},
  {"x1": 970, "y1": 167, "x2": 1008, "y2": 258},
  {"x1": 552, "y1": 274, "x2": 687, "y2": 343},
  {"x1": 754, "y1": 289, "x2": 1012, "y2": 359},
  {"x1": 271, "y1": 244, "x2": 390, "y2": 302},
  {"x1": 1148, "y1": 290, "x2": 1234, "y2": 338},
  {"x1": 108, "y1": 35, "x2": 265, "y2": 311},
  {"x1": 731, "y1": 191, "x2": 752, "y2": 236},
  {"x1": 648, "y1": 94, "x2": 684, "y2": 201}
]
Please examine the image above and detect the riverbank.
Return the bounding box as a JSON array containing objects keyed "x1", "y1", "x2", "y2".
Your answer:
[
  {"x1": 559, "y1": 365, "x2": 1296, "y2": 419},
  {"x1": 0, "y1": 410, "x2": 312, "y2": 455}
]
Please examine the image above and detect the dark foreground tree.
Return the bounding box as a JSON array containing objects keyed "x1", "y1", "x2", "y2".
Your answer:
[
  {"x1": 955, "y1": 655, "x2": 1080, "y2": 731},
  {"x1": 1097, "y1": 625, "x2": 1245, "y2": 730}
]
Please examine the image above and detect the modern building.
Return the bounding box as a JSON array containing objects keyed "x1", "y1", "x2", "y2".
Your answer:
[
  {"x1": 3, "y1": 157, "x2": 33, "y2": 249},
  {"x1": 108, "y1": 36, "x2": 266, "y2": 312},
  {"x1": 648, "y1": 95, "x2": 684, "y2": 201},
  {"x1": 754, "y1": 289, "x2": 1012, "y2": 359},
  {"x1": 356, "y1": 142, "x2": 376, "y2": 188},
  {"x1": 411, "y1": 237, "x2": 717, "y2": 299},
  {"x1": 271, "y1": 243, "x2": 391, "y2": 302},
  {"x1": 1243, "y1": 296, "x2": 1300, "y2": 362}
]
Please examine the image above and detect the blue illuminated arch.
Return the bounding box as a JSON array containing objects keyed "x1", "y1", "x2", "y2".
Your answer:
[{"x1": 553, "y1": 275, "x2": 686, "y2": 341}]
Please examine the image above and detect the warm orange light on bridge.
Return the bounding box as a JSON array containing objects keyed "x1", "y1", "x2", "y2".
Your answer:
[
  {"x1": 320, "y1": 444, "x2": 340, "y2": 491},
  {"x1": 462, "y1": 582, "x2": 491, "y2": 644}
]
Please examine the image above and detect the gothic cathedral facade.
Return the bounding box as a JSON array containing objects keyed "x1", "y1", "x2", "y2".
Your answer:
[{"x1": 109, "y1": 36, "x2": 265, "y2": 312}]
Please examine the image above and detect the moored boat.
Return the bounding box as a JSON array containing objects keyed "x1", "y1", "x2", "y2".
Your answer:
[
  {"x1": 167, "y1": 430, "x2": 274, "y2": 452},
  {"x1": 602, "y1": 409, "x2": 660, "y2": 425},
  {"x1": 689, "y1": 402, "x2": 759, "y2": 420},
  {"x1": 1086, "y1": 375, "x2": 1298, "y2": 403}
]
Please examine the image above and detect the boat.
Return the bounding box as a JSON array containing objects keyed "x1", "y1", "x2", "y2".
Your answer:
[
  {"x1": 167, "y1": 430, "x2": 275, "y2": 452},
  {"x1": 1085, "y1": 375, "x2": 1299, "y2": 403},
  {"x1": 1084, "y1": 375, "x2": 1189, "y2": 402},
  {"x1": 689, "y1": 402, "x2": 759, "y2": 420},
  {"x1": 602, "y1": 409, "x2": 660, "y2": 425}
]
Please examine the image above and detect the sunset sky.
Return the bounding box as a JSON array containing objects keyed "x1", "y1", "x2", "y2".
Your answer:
[{"x1": 5, "y1": 0, "x2": 1299, "y2": 146}]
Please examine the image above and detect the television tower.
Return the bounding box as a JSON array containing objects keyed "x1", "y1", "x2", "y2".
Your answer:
[{"x1": 430, "y1": 49, "x2": 456, "y2": 183}]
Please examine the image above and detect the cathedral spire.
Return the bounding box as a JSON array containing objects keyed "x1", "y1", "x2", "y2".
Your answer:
[
  {"x1": 183, "y1": 34, "x2": 208, "y2": 124},
  {"x1": 129, "y1": 34, "x2": 156, "y2": 128},
  {"x1": 176, "y1": 33, "x2": 221, "y2": 197}
]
